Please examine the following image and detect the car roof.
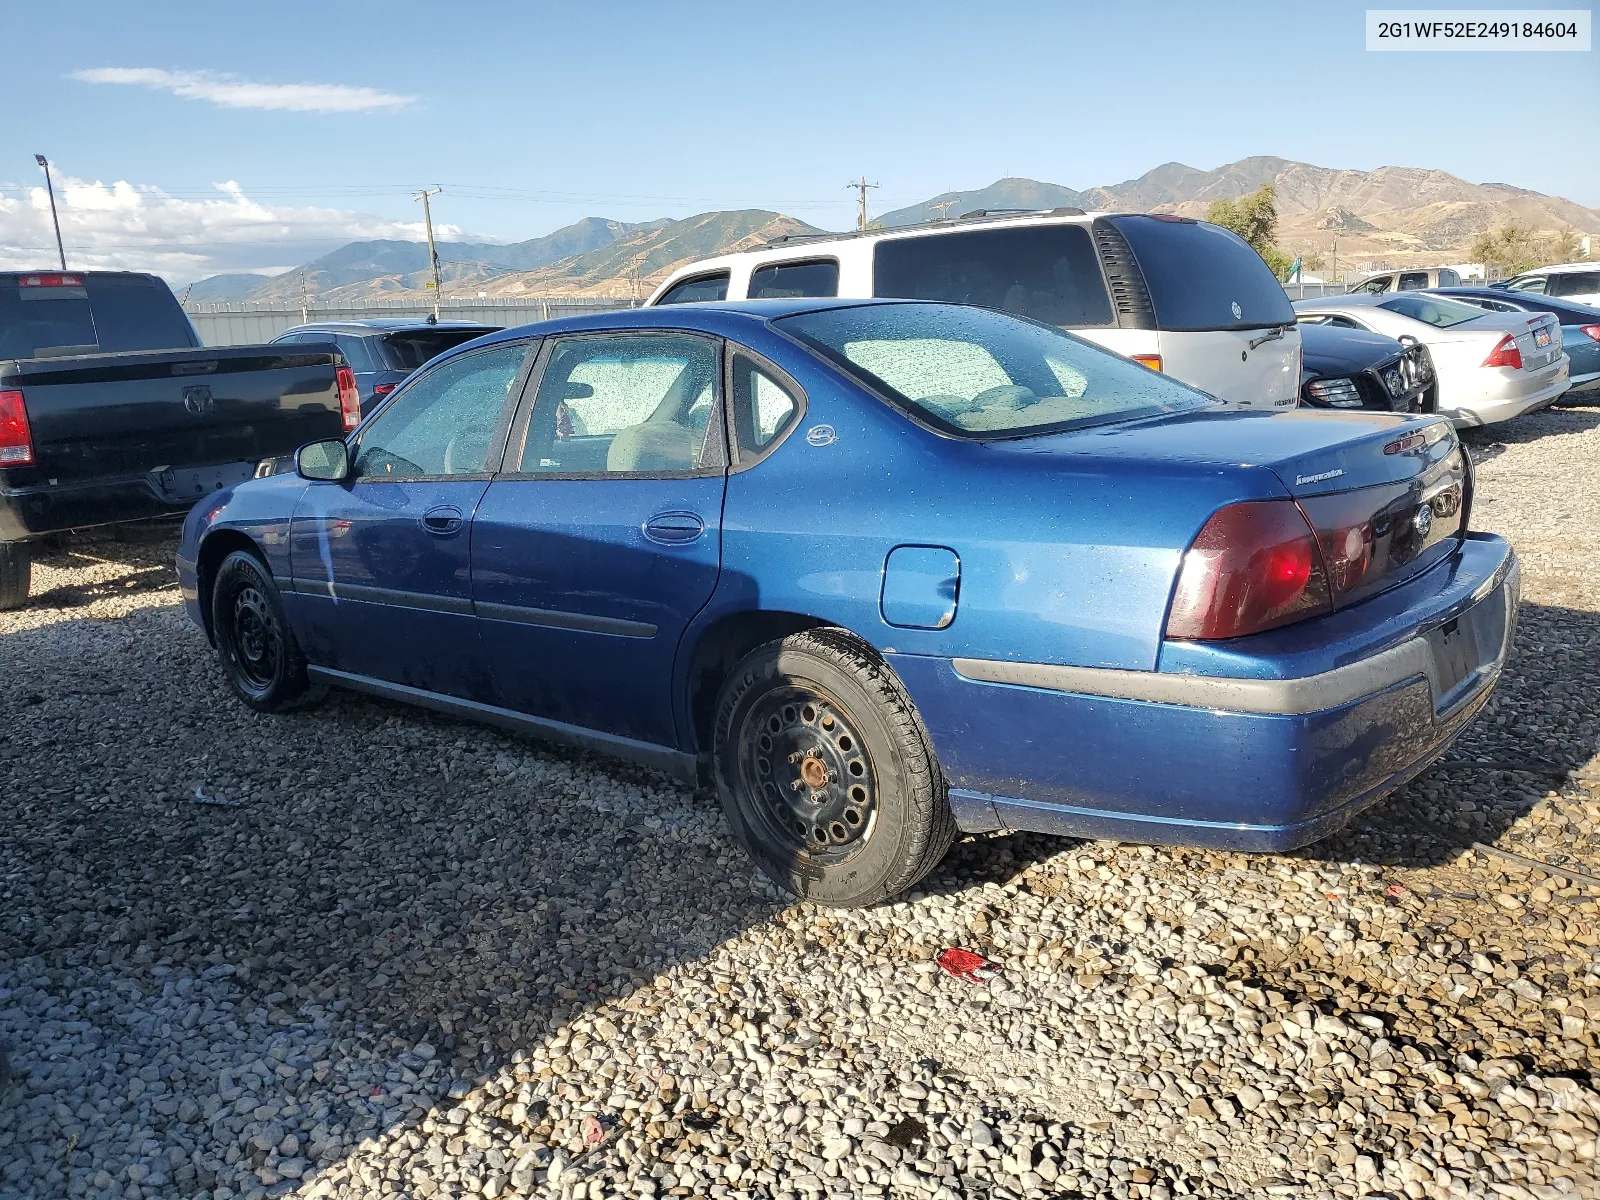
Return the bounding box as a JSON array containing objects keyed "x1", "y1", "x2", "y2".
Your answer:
[
  {"x1": 279, "y1": 319, "x2": 500, "y2": 334},
  {"x1": 457, "y1": 297, "x2": 955, "y2": 349},
  {"x1": 1525, "y1": 262, "x2": 1599, "y2": 276}
]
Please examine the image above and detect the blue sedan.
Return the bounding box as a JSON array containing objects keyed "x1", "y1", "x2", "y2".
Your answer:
[{"x1": 178, "y1": 300, "x2": 1517, "y2": 906}]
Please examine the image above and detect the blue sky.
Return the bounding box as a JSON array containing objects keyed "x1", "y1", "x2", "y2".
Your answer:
[{"x1": 4, "y1": 0, "x2": 1596, "y2": 281}]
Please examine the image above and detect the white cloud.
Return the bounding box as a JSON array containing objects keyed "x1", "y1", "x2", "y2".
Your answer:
[
  {"x1": 0, "y1": 174, "x2": 456, "y2": 284},
  {"x1": 72, "y1": 67, "x2": 413, "y2": 113}
]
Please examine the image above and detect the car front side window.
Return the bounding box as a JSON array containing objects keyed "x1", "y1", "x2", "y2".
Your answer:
[
  {"x1": 1509, "y1": 276, "x2": 1547, "y2": 294},
  {"x1": 352, "y1": 342, "x2": 530, "y2": 481}
]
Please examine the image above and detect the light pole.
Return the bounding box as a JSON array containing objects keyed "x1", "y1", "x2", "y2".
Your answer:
[{"x1": 34, "y1": 155, "x2": 66, "y2": 271}]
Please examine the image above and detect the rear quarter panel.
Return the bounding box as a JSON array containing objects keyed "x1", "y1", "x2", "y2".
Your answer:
[{"x1": 703, "y1": 335, "x2": 1288, "y2": 675}]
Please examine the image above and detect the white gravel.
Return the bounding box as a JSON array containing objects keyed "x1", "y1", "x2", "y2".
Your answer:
[{"x1": 3, "y1": 405, "x2": 1599, "y2": 1200}]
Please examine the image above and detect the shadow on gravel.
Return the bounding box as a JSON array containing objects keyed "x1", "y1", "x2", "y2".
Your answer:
[
  {"x1": 1460, "y1": 404, "x2": 1600, "y2": 457},
  {"x1": 1291, "y1": 600, "x2": 1600, "y2": 873},
  {"x1": 24, "y1": 564, "x2": 180, "y2": 610}
]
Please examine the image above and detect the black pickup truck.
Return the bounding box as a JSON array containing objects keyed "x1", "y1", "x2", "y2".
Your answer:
[{"x1": 0, "y1": 271, "x2": 356, "y2": 608}]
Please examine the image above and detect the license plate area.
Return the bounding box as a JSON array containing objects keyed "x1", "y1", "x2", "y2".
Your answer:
[
  {"x1": 147, "y1": 461, "x2": 256, "y2": 503},
  {"x1": 1534, "y1": 327, "x2": 1552, "y2": 349},
  {"x1": 1426, "y1": 582, "x2": 1511, "y2": 713}
]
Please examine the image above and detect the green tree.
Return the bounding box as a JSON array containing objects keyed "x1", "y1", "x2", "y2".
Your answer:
[
  {"x1": 1206, "y1": 184, "x2": 1293, "y2": 278},
  {"x1": 1552, "y1": 227, "x2": 1580, "y2": 262},
  {"x1": 1470, "y1": 223, "x2": 1543, "y2": 276}
]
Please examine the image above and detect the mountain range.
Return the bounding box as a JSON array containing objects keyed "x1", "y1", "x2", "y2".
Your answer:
[{"x1": 185, "y1": 156, "x2": 1600, "y2": 302}]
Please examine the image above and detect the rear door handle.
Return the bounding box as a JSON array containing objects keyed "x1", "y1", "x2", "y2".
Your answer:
[
  {"x1": 421, "y1": 505, "x2": 464, "y2": 536},
  {"x1": 643, "y1": 511, "x2": 705, "y2": 546}
]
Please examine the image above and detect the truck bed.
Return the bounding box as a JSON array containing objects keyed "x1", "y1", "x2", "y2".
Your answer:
[{"x1": 0, "y1": 343, "x2": 344, "y2": 539}]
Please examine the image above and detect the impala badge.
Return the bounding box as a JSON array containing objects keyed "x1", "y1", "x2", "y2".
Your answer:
[{"x1": 806, "y1": 424, "x2": 837, "y2": 447}]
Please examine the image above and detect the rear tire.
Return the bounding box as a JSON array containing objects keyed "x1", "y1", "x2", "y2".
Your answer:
[
  {"x1": 712, "y1": 628, "x2": 955, "y2": 907},
  {"x1": 210, "y1": 550, "x2": 319, "y2": 712},
  {"x1": 0, "y1": 542, "x2": 31, "y2": 611}
]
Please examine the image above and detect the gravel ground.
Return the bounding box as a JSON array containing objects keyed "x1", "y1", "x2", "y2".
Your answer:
[{"x1": 3, "y1": 405, "x2": 1599, "y2": 1200}]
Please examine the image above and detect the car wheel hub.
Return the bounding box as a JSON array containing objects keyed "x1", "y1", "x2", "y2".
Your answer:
[
  {"x1": 740, "y1": 686, "x2": 877, "y2": 860},
  {"x1": 231, "y1": 586, "x2": 280, "y2": 689}
]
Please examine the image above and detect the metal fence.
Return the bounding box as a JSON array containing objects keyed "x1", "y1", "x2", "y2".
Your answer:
[
  {"x1": 184, "y1": 297, "x2": 637, "y2": 347},
  {"x1": 1281, "y1": 282, "x2": 1350, "y2": 300}
]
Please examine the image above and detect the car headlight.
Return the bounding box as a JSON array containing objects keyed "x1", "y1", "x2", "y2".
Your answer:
[{"x1": 1306, "y1": 377, "x2": 1364, "y2": 407}]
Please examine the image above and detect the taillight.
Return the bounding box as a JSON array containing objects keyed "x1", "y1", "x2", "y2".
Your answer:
[
  {"x1": 1166, "y1": 501, "x2": 1332, "y2": 640},
  {"x1": 1131, "y1": 353, "x2": 1163, "y2": 372},
  {"x1": 336, "y1": 365, "x2": 361, "y2": 431},
  {"x1": 372, "y1": 382, "x2": 397, "y2": 396},
  {"x1": 1580, "y1": 325, "x2": 1600, "y2": 344},
  {"x1": 1481, "y1": 334, "x2": 1522, "y2": 370},
  {"x1": 0, "y1": 389, "x2": 34, "y2": 466},
  {"x1": 17, "y1": 273, "x2": 82, "y2": 288}
]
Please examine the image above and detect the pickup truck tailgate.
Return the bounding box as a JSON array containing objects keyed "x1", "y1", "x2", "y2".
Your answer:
[{"x1": 6, "y1": 345, "x2": 342, "y2": 486}]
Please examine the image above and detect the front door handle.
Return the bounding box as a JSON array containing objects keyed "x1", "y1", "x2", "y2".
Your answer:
[
  {"x1": 643, "y1": 511, "x2": 705, "y2": 546},
  {"x1": 421, "y1": 505, "x2": 464, "y2": 536}
]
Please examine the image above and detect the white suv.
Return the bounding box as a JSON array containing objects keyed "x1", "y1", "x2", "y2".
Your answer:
[{"x1": 646, "y1": 210, "x2": 1301, "y2": 409}]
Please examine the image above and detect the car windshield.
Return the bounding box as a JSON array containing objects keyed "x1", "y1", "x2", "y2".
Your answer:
[
  {"x1": 1376, "y1": 294, "x2": 1483, "y2": 328},
  {"x1": 777, "y1": 302, "x2": 1213, "y2": 439}
]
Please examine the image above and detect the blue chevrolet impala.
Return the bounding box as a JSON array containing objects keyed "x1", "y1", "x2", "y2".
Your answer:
[{"x1": 177, "y1": 300, "x2": 1518, "y2": 906}]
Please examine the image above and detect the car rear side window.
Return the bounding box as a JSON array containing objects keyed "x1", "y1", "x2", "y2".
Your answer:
[
  {"x1": 1398, "y1": 272, "x2": 1429, "y2": 290},
  {"x1": 749, "y1": 260, "x2": 838, "y2": 299},
  {"x1": 1551, "y1": 271, "x2": 1600, "y2": 298},
  {"x1": 1377, "y1": 294, "x2": 1481, "y2": 328},
  {"x1": 1437, "y1": 269, "x2": 1461, "y2": 286},
  {"x1": 730, "y1": 354, "x2": 802, "y2": 463},
  {"x1": 872, "y1": 226, "x2": 1114, "y2": 328},
  {"x1": 656, "y1": 272, "x2": 730, "y2": 305},
  {"x1": 1109, "y1": 216, "x2": 1294, "y2": 330},
  {"x1": 332, "y1": 334, "x2": 377, "y2": 372}
]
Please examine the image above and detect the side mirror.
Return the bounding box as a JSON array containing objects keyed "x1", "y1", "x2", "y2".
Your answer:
[{"x1": 297, "y1": 438, "x2": 350, "y2": 482}]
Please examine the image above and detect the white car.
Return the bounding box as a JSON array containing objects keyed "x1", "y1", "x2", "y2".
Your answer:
[
  {"x1": 1293, "y1": 293, "x2": 1568, "y2": 426},
  {"x1": 646, "y1": 211, "x2": 1302, "y2": 410},
  {"x1": 1348, "y1": 267, "x2": 1463, "y2": 294},
  {"x1": 1494, "y1": 263, "x2": 1600, "y2": 307}
]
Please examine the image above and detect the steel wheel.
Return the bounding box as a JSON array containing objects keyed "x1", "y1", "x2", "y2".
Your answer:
[
  {"x1": 229, "y1": 583, "x2": 282, "y2": 696},
  {"x1": 209, "y1": 549, "x2": 320, "y2": 713},
  {"x1": 737, "y1": 683, "x2": 879, "y2": 865}
]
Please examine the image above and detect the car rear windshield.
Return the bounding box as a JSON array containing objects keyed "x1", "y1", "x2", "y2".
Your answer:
[
  {"x1": 1109, "y1": 215, "x2": 1294, "y2": 331},
  {"x1": 872, "y1": 225, "x2": 1115, "y2": 328},
  {"x1": 381, "y1": 328, "x2": 498, "y2": 370},
  {"x1": 0, "y1": 273, "x2": 198, "y2": 359},
  {"x1": 1377, "y1": 294, "x2": 1483, "y2": 328},
  {"x1": 777, "y1": 302, "x2": 1211, "y2": 439}
]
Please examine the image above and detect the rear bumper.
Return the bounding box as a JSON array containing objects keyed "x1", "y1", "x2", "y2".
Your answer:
[
  {"x1": 1448, "y1": 360, "x2": 1569, "y2": 426},
  {"x1": 893, "y1": 535, "x2": 1518, "y2": 852},
  {"x1": 0, "y1": 462, "x2": 255, "y2": 542}
]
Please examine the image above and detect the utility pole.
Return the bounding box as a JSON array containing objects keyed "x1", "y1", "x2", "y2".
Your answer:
[
  {"x1": 34, "y1": 155, "x2": 66, "y2": 270},
  {"x1": 413, "y1": 186, "x2": 443, "y2": 321},
  {"x1": 846, "y1": 176, "x2": 880, "y2": 232},
  {"x1": 1331, "y1": 236, "x2": 1338, "y2": 285},
  {"x1": 299, "y1": 271, "x2": 309, "y2": 325},
  {"x1": 930, "y1": 199, "x2": 960, "y2": 220}
]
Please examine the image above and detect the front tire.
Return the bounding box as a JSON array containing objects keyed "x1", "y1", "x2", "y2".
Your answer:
[
  {"x1": 210, "y1": 550, "x2": 318, "y2": 712},
  {"x1": 0, "y1": 542, "x2": 31, "y2": 611},
  {"x1": 712, "y1": 629, "x2": 955, "y2": 907}
]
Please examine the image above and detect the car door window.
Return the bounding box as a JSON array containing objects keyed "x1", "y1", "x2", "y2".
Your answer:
[
  {"x1": 656, "y1": 272, "x2": 730, "y2": 304},
  {"x1": 517, "y1": 334, "x2": 724, "y2": 475},
  {"x1": 352, "y1": 342, "x2": 529, "y2": 480},
  {"x1": 1551, "y1": 271, "x2": 1600, "y2": 298},
  {"x1": 332, "y1": 333, "x2": 377, "y2": 372},
  {"x1": 1398, "y1": 272, "x2": 1428, "y2": 290},
  {"x1": 730, "y1": 353, "x2": 804, "y2": 465},
  {"x1": 1509, "y1": 276, "x2": 1547, "y2": 294},
  {"x1": 1359, "y1": 277, "x2": 1392, "y2": 294}
]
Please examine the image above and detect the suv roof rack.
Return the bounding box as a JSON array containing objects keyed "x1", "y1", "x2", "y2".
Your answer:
[{"x1": 763, "y1": 206, "x2": 1093, "y2": 248}]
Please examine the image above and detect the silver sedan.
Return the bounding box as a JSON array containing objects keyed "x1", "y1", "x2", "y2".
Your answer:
[{"x1": 1293, "y1": 293, "x2": 1569, "y2": 426}]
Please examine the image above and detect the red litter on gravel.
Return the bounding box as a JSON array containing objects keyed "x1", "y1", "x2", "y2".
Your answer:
[
  {"x1": 581, "y1": 1114, "x2": 605, "y2": 1146},
  {"x1": 936, "y1": 947, "x2": 1000, "y2": 983}
]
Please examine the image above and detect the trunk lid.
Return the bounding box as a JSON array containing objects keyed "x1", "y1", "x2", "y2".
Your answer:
[{"x1": 1001, "y1": 408, "x2": 1469, "y2": 609}]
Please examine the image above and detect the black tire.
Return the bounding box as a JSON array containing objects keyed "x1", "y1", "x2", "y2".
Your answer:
[
  {"x1": 210, "y1": 549, "x2": 319, "y2": 712},
  {"x1": 0, "y1": 542, "x2": 30, "y2": 611},
  {"x1": 712, "y1": 628, "x2": 956, "y2": 907}
]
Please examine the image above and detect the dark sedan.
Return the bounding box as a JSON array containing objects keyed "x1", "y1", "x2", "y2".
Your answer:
[
  {"x1": 1428, "y1": 287, "x2": 1600, "y2": 398},
  {"x1": 270, "y1": 318, "x2": 501, "y2": 414},
  {"x1": 1298, "y1": 321, "x2": 1437, "y2": 413}
]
